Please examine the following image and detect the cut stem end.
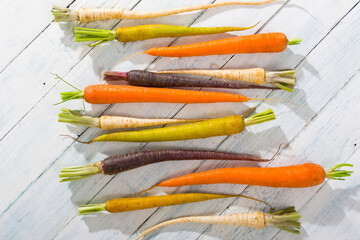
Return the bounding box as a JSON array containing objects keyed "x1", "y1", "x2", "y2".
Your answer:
[
  {"x1": 59, "y1": 162, "x2": 102, "y2": 182},
  {"x1": 326, "y1": 163, "x2": 353, "y2": 180},
  {"x1": 244, "y1": 108, "x2": 276, "y2": 126},
  {"x1": 266, "y1": 206, "x2": 301, "y2": 234},
  {"x1": 58, "y1": 108, "x2": 100, "y2": 127},
  {"x1": 75, "y1": 27, "x2": 116, "y2": 47},
  {"x1": 78, "y1": 203, "x2": 107, "y2": 215},
  {"x1": 103, "y1": 71, "x2": 129, "y2": 81},
  {"x1": 266, "y1": 70, "x2": 296, "y2": 92},
  {"x1": 52, "y1": 6, "x2": 78, "y2": 22},
  {"x1": 287, "y1": 38, "x2": 302, "y2": 45}
]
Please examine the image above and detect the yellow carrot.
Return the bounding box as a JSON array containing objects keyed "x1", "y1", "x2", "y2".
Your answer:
[
  {"x1": 77, "y1": 193, "x2": 270, "y2": 215},
  {"x1": 136, "y1": 207, "x2": 301, "y2": 239}
]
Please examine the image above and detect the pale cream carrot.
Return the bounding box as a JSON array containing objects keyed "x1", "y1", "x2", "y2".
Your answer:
[
  {"x1": 52, "y1": 1, "x2": 275, "y2": 22},
  {"x1": 156, "y1": 68, "x2": 296, "y2": 92},
  {"x1": 59, "y1": 108, "x2": 205, "y2": 130},
  {"x1": 136, "y1": 207, "x2": 301, "y2": 239}
]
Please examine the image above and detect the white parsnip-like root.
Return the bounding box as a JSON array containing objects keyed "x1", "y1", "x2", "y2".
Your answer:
[
  {"x1": 58, "y1": 108, "x2": 205, "y2": 130},
  {"x1": 136, "y1": 207, "x2": 300, "y2": 240},
  {"x1": 157, "y1": 68, "x2": 296, "y2": 92},
  {"x1": 52, "y1": 1, "x2": 276, "y2": 22},
  {"x1": 99, "y1": 116, "x2": 205, "y2": 130}
]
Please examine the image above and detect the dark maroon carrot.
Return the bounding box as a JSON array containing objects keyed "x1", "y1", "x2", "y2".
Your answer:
[
  {"x1": 103, "y1": 70, "x2": 278, "y2": 90},
  {"x1": 59, "y1": 150, "x2": 269, "y2": 182}
]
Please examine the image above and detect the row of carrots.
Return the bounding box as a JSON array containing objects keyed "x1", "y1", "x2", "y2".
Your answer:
[{"x1": 52, "y1": 1, "x2": 352, "y2": 239}]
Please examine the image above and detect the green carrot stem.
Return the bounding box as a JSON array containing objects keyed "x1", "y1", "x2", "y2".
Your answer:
[
  {"x1": 59, "y1": 162, "x2": 102, "y2": 182},
  {"x1": 52, "y1": 6, "x2": 78, "y2": 22},
  {"x1": 326, "y1": 163, "x2": 353, "y2": 180},
  {"x1": 287, "y1": 38, "x2": 302, "y2": 45},
  {"x1": 266, "y1": 206, "x2": 301, "y2": 234},
  {"x1": 266, "y1": 70, "x2": 296, "y2": 92},
  {"x1": 78, "y1": 203, "x2": 107, "y2": 215},
  {"x1": 74, "y1": 27, "x2": 117, "y2": 47},
  {"x1": 58, "y1": 108, "x2": 100, "y2": 127},
  {"x1": 244, "y1": 109, "x2": 275, "y2": 126}
]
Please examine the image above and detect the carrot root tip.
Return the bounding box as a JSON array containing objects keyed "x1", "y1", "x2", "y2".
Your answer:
[
  {"x1": 78, "y1": 203, "x2": 107, "y2": 215},
  {"x1": 244, "y1": 108, "x2": 276, "y2": 126},
  {"x1": 326, "y1": 163, "x2": 353, "y2": 180},
  {"x1": 266, "y1": 206, "x2": 301, "y2": 234},
  {"x1": 52, "y1": 6, "x2": 78, "y2": 22},
  {"x1": 266, "y1": 70, "x2": 296, "y2": 92}
]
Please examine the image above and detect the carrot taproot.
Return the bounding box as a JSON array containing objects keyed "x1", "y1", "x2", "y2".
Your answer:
[
  {"x1": 103, "y1": 70, "x2": 279, "y2": 90},
  {"x1": 64, "y1": 109, "x2": 275, "y2": 143},
  {"x1": 59, "y1": 149, "x2": 269, "y2": 182},
  {"x1": 156, "y1": 68, "x2": 296, "y2": 92},
  {"x1": 141, "y1": 33, "x2": 301, "y2": 58},
  {"x1": 58, "y1": 108, "x2": 205, "y2": 130},
  {"x1": 52, "y1": 1, "x2": 275, "y2": 22},
  {"x1": 136, "y1": 206, "x2": 301, "y2": 239},
  {"x1": 141, "y1": 163, "x2": 353, "y2": 191},
  {"x1": 74, "y1": 23, "x2": 258, "y2": 47},
  {"x1": 77, "y1": 193, "x2": 271, "y2": 215}
]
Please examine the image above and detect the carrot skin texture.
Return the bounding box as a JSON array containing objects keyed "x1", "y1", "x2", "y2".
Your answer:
[
  {"x1": 92, "y1": 115, "x2": 244, "y2": 142},
  {"x1": 84, "y1": 84, "x2": 249, "y2": 104},
  {"x1": 104, "y1": 70, "x2": 277, "y2": 90},
  {"x1": 102, "y1": 150, "x2": 264, "y2": 175},
  {"x1": 145, "y1": 33, "x2": 288, "y2": 57},
  {"x1": 115, "y1": 24, "x2": 255, "y2": 42},
  {"x1": 157, "y1": 163, "x2": 326, "y2": 188},
  {"x1": 106, "y1": 193, "x2": 238, "y2": 213}
]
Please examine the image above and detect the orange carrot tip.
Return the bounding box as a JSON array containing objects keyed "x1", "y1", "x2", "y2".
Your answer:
[{"x1": 135, "y1": 206, "x2": 300, "y2": 239}]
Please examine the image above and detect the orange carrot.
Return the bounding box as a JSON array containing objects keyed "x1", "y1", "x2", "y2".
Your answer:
[
  {"x1": 59, "y1": 84, "x2": 256, "y2": 104},
  {"x1": 141, "y1": 33, "x2": 301, "y2": 58},
  {"x1": 141, "y1": 163, "x2": 352, "y2": 191}
]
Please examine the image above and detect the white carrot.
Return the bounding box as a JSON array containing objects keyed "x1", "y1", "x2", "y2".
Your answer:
[
  {"x1": 136, "y1": 207, "x2": 301, "y2": 240},
  {"x1": 58, "y1": 108, "x2": 205, "y2": 130},
  {"x1": 156, "y1": 68, "x2": 296, "y2": 92},
  {"x1": 52, "y1": 1, "x2": 275, "y2": 22}
]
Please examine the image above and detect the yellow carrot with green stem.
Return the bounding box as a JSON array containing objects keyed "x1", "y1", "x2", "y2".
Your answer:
[
  {"x1": 75, "y1": 23, "x2": 258, "y2": 47},
  {"x1": 64, "y1": 108, "x2": 276, "y2": 143}
]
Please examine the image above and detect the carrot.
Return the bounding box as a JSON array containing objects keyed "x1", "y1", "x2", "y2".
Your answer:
[
  {"x1": 64, "y1": 109, "x2": 275, "y2": 143},
  {"x1": 58, "y1": 83, "x2": 282, "y2": 104},
  {"x1": 140, "y1": 33, "x2": 301, "y2": 58},
  {"x1": 74, "y1": 23, "x2": 258, "y2": 47},
  {"x1": 136, "y1": 206, "x2": 301, "y2": 239},
  {"x1": 77, "y1": 193, "x2": 271, "y2": 215},
  {"x1": 156, "y1": 68, "x2": 296, "y2": 92},
  {"x1": 52, "y1": 1, "x2": 275, "y2": 22},
  {"x1": 141, "y1": 163, "x2": 353, "y2": 191},
  {"x1": 103, "y1": 70, "x2": 279, "y2": 90},
  {"x1": 58, "y1": 108, "x2": 205, "y2": 130},
  {"x1": 59, "y1": 149, "x2": 269, "y2": 182}
]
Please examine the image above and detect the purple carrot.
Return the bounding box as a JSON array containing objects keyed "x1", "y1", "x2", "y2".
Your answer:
[
  {"x1": 103, "y1": 70, "x2": 279, "y2": 90},
  {"x1": 59, "y1": 150, "x2": 269, "y2": 182}
]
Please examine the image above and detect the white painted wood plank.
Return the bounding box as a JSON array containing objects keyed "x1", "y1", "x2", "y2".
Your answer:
[{"x1": 1, "y1": 0, "x2": 359, "y2": 240}]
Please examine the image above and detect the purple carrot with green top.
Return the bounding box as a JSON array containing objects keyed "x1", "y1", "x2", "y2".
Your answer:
[{"x1": 59, "y1": 149, "x2": 269, "y2": 182}]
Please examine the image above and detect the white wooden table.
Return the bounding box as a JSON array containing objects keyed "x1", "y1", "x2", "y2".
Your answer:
[{"x1": 1, "y1": 0, "x2": 359, "y2": 239}]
